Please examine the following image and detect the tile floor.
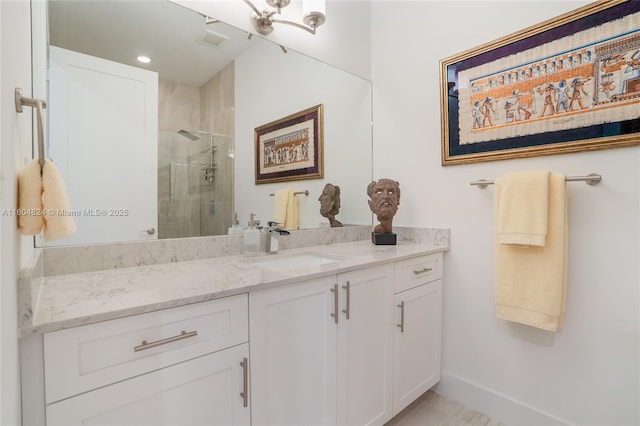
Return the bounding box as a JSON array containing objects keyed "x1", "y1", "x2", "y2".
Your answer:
[{"x1": 385, "y1": 390, "x2": 504, "y2": 426}]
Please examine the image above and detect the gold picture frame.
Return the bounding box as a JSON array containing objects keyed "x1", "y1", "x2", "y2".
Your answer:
[
  {"x1": 255, "y1": 104, "x2": 324, "y2": 184},
  {"x1": 440, "y1": 0, "x2": 640, "y2": 166}
]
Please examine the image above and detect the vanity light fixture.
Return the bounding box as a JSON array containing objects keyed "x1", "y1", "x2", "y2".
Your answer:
[{"x1": 242, "y1": 0, "x2": 326, "y2": 35}]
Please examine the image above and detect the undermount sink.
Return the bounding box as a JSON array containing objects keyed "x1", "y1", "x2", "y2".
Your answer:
[{"x1": 250, "y1": 253, "x2": 341, "y2": 271}]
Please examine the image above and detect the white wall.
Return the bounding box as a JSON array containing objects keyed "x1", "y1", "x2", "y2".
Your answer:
[
  {"x1": 372, "y1": 1, "x2": 639, "y2": 425},
  {"x1": 1, "y1": 1, "x2": 37, "y2": 424}
]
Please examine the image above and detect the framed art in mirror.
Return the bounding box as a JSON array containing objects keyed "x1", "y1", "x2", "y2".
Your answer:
[
  {"x1": 255, "y1": 104, "x2": 324, "y2": 184},
  {"x1": 440, "y1": 0, "x2": 640, "y2": 166}
]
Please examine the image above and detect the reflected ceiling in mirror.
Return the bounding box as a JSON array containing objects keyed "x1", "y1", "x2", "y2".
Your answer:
[{"x1": 48, "y1": 0, "x2": 254, "y2": 87}]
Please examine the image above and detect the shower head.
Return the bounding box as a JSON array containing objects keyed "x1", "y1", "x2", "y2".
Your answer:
[{"x1": 177, "y1": 129, "x2": 200, "y2": 141}]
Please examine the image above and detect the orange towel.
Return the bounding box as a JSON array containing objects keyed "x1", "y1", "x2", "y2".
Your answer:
[
  {"x1": 42, "y1": 159, "x2": 77, "y2": 241},
  {"x1": 17, "y1": 159, "x2": 45, "y2": 235},
  {"x1": 495, "y1": 172, "x2": 567, "y2": 331},
  {"x1": 272, "y1": 188, "x2": 298, "y2": 231},
  {"x1": 496, "y1": 170, "x2": 549, "y2": 247}
]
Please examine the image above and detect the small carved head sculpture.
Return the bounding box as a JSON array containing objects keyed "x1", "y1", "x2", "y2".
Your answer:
[
  {"x1": 318, "y1": 183, "x2": 343, "y2": 227},
  {"x1": 367, "y1": 179, "x2": 400, "y2": 234}
]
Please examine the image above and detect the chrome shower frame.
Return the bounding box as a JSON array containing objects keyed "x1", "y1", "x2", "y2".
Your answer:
[{"x1": 177, "y1": 129, "x2": 216, "y2": 185}]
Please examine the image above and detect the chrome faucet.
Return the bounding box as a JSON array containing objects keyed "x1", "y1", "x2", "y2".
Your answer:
[{"x1": 265, "y1": 221, "x2": 290, "y2": 254}]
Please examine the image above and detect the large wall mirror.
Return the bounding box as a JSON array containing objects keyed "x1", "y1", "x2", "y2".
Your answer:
[{"x1": 35, "y1": 0, "x2": 373, "y2": 247}]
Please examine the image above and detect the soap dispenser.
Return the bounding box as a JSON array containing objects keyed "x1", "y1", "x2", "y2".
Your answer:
[
  {"x1": 243, "y1": 213, "x2": 260, "y2": 255},
  {"x1": 228, "y1": 212, "x2": 243, "y2": 235}
]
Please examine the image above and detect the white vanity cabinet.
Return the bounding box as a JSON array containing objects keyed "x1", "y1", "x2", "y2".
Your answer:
[
  {"x1": 249, "y1": 264, "x2": 395, "y2": 426},
  {"x1": 27, "y1": 294, "x2": 250, "y2": 426},
  {"x1": 22, "y1": 247, "x2": 446, "y2": 426},
  {"x1": 392, "y1": 253, "x2": 443, "y2": 415}
]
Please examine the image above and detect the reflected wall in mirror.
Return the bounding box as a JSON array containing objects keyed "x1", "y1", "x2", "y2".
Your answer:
[{"x1": 37, "y1": 0, "x2": 372, "y2": 247}]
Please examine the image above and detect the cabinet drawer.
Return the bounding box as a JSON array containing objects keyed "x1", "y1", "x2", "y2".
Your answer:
[
  {"x1": 44, "y1": 294, "x2": 248, "y2": 404},
  {"x1": 394, "y1": 253, "x2": 442, "y2": 293},
  {"x1": 46, "y1": 343, "x2": 250, "y2": 426}
]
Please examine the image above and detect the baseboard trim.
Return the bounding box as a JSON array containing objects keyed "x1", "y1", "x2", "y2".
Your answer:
[{"x1": 434, "y1": 371, "x2": 569, "y2": 425}]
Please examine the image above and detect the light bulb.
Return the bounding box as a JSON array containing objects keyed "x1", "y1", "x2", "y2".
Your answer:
[
  {"x1": 302, "y1": 0, "x2": 325, "y2": 28},
  {"x1": 303, "y1": 0, "x2": 325, "y2": 16}
]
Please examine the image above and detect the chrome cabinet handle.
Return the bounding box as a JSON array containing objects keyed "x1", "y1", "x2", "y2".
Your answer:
[
  {"x1": 146, "y1": 228, "x2": 156, "y2": 235},
  {"x1": 240, "y1": 357, "x2": 249, "y2": 408},
  {"x1": 133, "y1": 330, "x2": 197, "y2": 352},
  {"x1": 397, "y1": 302, "x2": 405, "y2": 333},
  {"x1": 342, "y1": 281, "x2": 351, "y2": 320},
  {"x1": 330, "y1": 284, "x2": 339, "y2": 324},
  {"x1": 413, "y1": 267, "x2": 432, "y2": 275}
]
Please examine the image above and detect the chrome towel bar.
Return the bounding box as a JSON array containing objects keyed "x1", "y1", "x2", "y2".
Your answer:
[
  {"x1": 470, "y1": 173, "x2": 602, "y2": 189},
  {"x1": 15, "y1": 87, "x2": 47, "y2": 170},
  {"x1": 269, "y1": 190, "x2": 309, "y2": 196}
]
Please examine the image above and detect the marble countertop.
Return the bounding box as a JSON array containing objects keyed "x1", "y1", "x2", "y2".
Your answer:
[{"x1": 23, "y1": 239, "x2": 447, "y2": 336}]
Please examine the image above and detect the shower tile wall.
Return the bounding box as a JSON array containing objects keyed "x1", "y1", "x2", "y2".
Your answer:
[
  {"x1": 157, "y1": 131, "x2": 202, "y2": 239},
  {"x1": 158, "y1": 80, "x2": 200, "y2": 132},
  {"x1": 200, "y1": 62, "x2": 234, "y2": 236},
  {"x1": 158, "y1": 80, "x2": 202, "y2": 239},
  {"x1": 157, "y1": 62, "x2": 235, "y2": 239}
]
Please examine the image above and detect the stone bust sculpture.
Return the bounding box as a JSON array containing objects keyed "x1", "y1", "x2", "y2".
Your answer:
[
  {"x1": 318, "y1": 183, "x2": 343, "y2": 227},
  {"x1": 367, "y1": 178, "x2": 400, "y2": 234}
]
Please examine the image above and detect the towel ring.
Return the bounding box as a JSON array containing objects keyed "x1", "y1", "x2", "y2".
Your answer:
[{"x1": 15, "y1": 87, "x2": 47, "y2": 170}]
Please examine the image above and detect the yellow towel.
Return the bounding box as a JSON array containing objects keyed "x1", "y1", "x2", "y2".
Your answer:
[
  {"x1": 42, "y1": 159, "x2": 77, "y2": 241},
  {"x1": 496, "y1": 170, "x2": 549, "y2": 246},
  {"x1": 495, "y1": 172, "x2": 567, "y2": 331},
  {"x1": 17, "y1": 159, "x2": 45, "y2": 235},
  {"x1": 272, "y1": 188, "x2": 298, "y2": 231}
]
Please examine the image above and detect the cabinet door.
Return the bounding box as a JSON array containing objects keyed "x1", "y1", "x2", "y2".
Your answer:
[
  {"x1": 46, "y1": 343, "x2": 250, "y2": 426},
  {"x1": 393, "y1": 280, "x2": 442, "y2": 415},
  {"x1": 249, "y1": 276, "x2": 338, "y2": 425},
  {"x1": 337, "y1": 264, "x2": 394, "y2": 426}
]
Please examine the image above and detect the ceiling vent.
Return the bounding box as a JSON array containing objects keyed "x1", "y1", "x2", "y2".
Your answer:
[{"x1": 197, "y1": 30, "x2": 230, "y2": 48}]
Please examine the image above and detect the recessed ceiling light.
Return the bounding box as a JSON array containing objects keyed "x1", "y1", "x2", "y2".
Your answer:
[{"x1": 137, "y1": 56, "x2": 151, "y2": 64}]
